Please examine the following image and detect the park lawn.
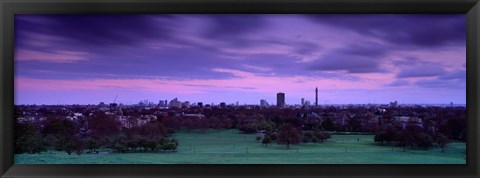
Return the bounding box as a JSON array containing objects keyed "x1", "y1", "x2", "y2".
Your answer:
[{"x1": 15, "y1": 129, "x2": 466, "y2": 164}]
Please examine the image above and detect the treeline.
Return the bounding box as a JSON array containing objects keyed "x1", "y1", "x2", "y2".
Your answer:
[
  {"x1": 373, "y1": 107, "x2": 465, "y2": 152},
  {"x1": 259, "y1": 123, "x2": 332, "y2": 149},
  {"x1": 374, "y1": 124, "x2": 450, "y2": 152},
  {"x1": 15, "y1": 105, "x2": 465, "y2": 154},
  {"x1": 15, "y1": 111, "x2": 178, "y2": 155}
]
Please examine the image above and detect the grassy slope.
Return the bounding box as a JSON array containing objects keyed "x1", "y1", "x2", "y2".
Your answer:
[{"x1": 15, "y1": 129, "x2": 466, "y2": 164}]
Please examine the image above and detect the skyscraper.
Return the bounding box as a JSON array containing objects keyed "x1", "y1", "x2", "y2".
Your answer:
[
  {"x1": 301, "y1": 98, "x2": 305, "y2": 106},
  {"x1": 315, "y1": 87, "x2": 318, "y2": 107},
  {"x1": 277, "y1": 92, "x2": 285, "y2": 108}
]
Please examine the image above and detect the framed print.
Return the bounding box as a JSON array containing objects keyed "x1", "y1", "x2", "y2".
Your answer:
[{"x1": 1, "y1": 0, "x2": 479, "y2": 177}]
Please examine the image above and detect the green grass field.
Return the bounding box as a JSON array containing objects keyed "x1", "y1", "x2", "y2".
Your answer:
[{"x1": 15, "y1": 129, "x2": 466, "y2": 164}]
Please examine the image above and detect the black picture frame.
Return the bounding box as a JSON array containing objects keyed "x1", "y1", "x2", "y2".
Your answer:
[{"x1": 1, "y1": 0, "x2": 479, "y2": 177}]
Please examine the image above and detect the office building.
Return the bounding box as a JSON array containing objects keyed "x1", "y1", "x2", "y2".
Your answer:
[
  {"x1": 260, "y1": 99, "x2": 267, "y2": 107},
  {"x1": 277, "y1": 92, "x2": 285, "y2": 108}
]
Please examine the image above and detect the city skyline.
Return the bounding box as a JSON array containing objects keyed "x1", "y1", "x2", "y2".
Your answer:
[{"x1": 14, "y1": 14, "x2": 466, "y2": 105}]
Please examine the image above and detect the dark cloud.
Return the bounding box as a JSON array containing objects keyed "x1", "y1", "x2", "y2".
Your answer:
[
  {"x1": 224, "y1": 86, "x2": 257, "y2": 90},
  {"x1": 438, "y1": 69, "x2": 466, "y2": 80},
  {"x1": 241, "y1": 54, "x2": 303, "y2": 75},
  {"x1": 294, "y1": 41, "x2": 319, "y2": 55},
  {"x1": 182, "y1": 84, "x2": 216, "y2": 87},
  {"x1": 307, "y1": 42, "x2": 387, "y2": 73},
  {"x1": 414, "y1": 79, "x2": 465, "y2": 89},
  {"x1": 305, "y1": 14, "x2": 465, "y2": 48},
  {"x1": 309, "y1": 54, "x2": 382, "y2": 73},
  {"x1": 336, "y1": 43, "x2": 388, "y2": 57},
  {"x1": 386, "y1": 79, "x2": 410, "y2": 87},
  {"x1": 202, "y1": 15, "x2": 268, "y2": 48},
  {"x1": 15, "y1": 14, "x2": 180, "y2": 49},
  {"x1": 397, "y1": 64, "x2": 446, "y2": 78},
  {"x1": 262, "y1": 38, "x2": 320, "y2": 56},
  {"x1": 16, "y1": 47, "x2": 237, "y2": 80},
  {"x1": 391, "y1": 57, "x2": 422, "y2": 67}
]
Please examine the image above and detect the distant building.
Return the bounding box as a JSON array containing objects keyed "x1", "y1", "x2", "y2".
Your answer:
[
  {"x1": 260, "y1": 99, "x2": 267, "y2": 107},
  {"x1": 277, "y1": 92, "x2": 285, "y2": 108},
  {"x1": 109, "y1": 103, "x2": 118, "y2": 109},
  {"x1": 315, "y1": 87, "x2": 318, "y2": 107},
  {"x1": 169, "y1": 98, "x2": 182, "y2": 108},
  {"x1": 182, "y1": 101, "x2": 190, "y2": 109},
  {"x1": 220, "y1": 102, "x2": 226, "y2": 108},
  {"x1": 179, "y1": 112, "x2": 205, "y2": 119},
  {"x1": 301, "y1": 98, "x2": 305, "y2": 106},
  {"x1": 197, "y1": 102, "x2": 203, "y2": 107},
  {"x1": 396, "y1": 116, "x2": 423, "y2": 129},
  {"x1": 390, "y1": 101, "x2": 398, "y2": 108},
  {"x1": 159, "y1": 100, "x2": 168, "y2": 107}
]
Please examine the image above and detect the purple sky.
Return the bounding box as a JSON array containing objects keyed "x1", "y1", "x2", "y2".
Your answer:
[{"x1": 14, "y1": 14, "x2": 466, "y2": 105}]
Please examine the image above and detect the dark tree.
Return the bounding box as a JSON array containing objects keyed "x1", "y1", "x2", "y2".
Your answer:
[
  {"x1": 183, "y1": 118, "x2": 195, "y2": 132},
  {"x1": 276, "y1": 123, "x2": 301, "y2": 149},
  {"x1": 262, "y1": 134, "x2": 272, "y2": 146},
  {"x1": 145, "y1": 139, "x2": 158, "y2": 151},
  {"x1": 84, "y1": 137, "x2": 100, "y2": 153},
  {"x1": 111, "y1": 134, "x2": 128, "y2": 153},
  {"x1": 321, "y1": 118, "x2": 335, "y2": 131},
  {"x1": 44, "y1": 134, "x2": 58, "y2": 153},
  {"x1": 86, "y1": 112, "x2": 120, "y2": 147},
  {"x1": 435, "y1": 133, "x2": 450, "y2": 152},
  {"x1": 395, "y1": 130, "x2": 414, "y2": 152},
  {"x1": 314, "y1": 131, "x2": 331, "y2": 142},
  {"x1": 374, "y1": 133, "x2": 387, "y2": 144},
  {"x1": 42, "y1": 117, "x2": 78, "y2": 151},
  {"x1": 15, "y1": 122, "x2": 46, "y2": 154},
  {"x1": 302, "y1": 132, "x2": 313, "y2": 143},
  {"x1": 416, "y1": 133, "x2": 433, "y2": 149}
]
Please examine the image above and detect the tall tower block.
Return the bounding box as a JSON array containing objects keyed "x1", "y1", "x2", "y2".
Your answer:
[
  {"x1": 315, "y1": 87, "x2": 318, "y2": 107},
  {"x1": 277, "y1": 92, "x2": 285, "y2": 108}
]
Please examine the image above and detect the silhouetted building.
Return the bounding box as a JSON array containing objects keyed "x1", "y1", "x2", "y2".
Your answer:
[
  {"x1": 301, "y1": 98, "x2": 305, "y2": 106},
  {"x1": 182, "y1": 101, "x2": 190, "y2": 108},
  {"x1": 315, "y1": 87, "x2": 318, "y2": 107},
  {"x1": 390, "y1": 101, "x2": 398, "y2": 108},
  {"x1": 260, "y1": 99, "x2": 267, "y2": 107},
  {"x1": 197, "y1": 102, "x2": 203, "y2": 107},
  {"x1": 169, "y1": 98, "x2": 181, "y2": 108},
  {"x1": 109, "y1": 103, "x2": 118, "y2": 109},
  {"x1": 277, "y1": 92, "x2": 285, "y2": 108},
  {"x1": 220, "y1": 102, "x2": 226, "y2": 108}
]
